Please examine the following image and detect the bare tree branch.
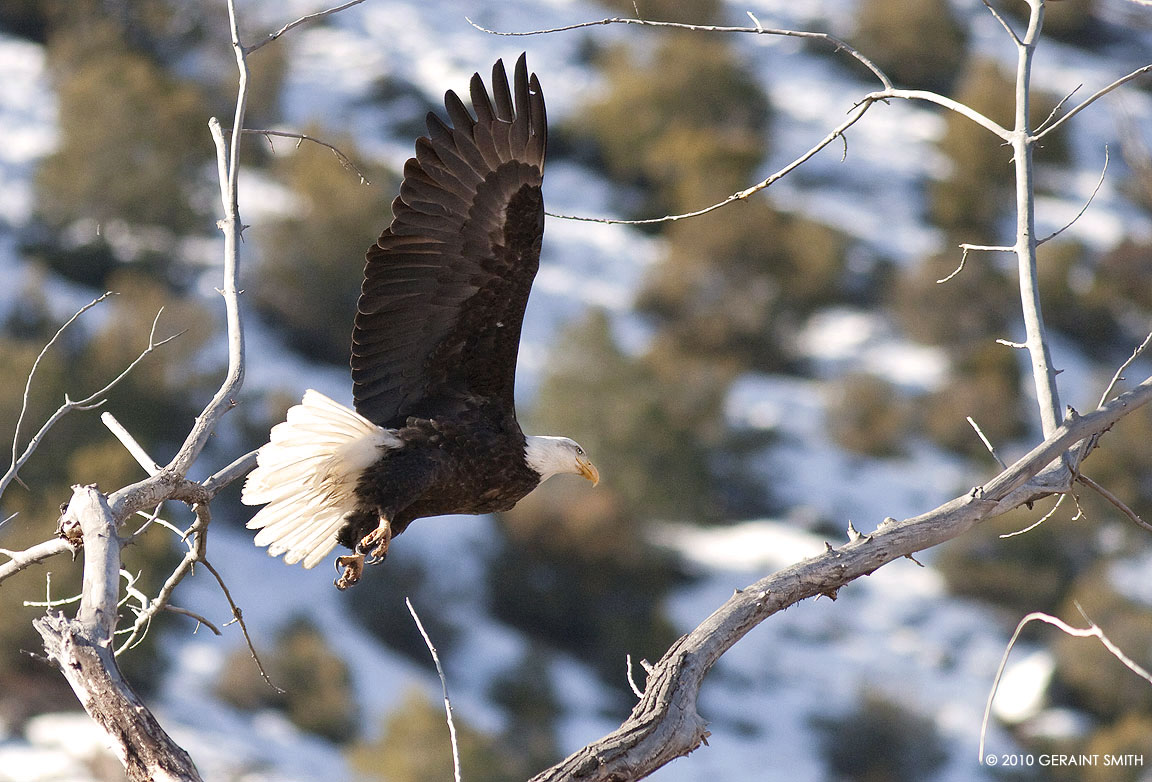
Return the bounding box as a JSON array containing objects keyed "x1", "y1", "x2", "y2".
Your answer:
[
  {"x1": 162, "y1": 604, "x2": 223, "y2": 635},
  {"x1": 1099, "y1": 329, "x2": 1152, "y2": 407},
  {"x1": 980, "y1": 0, "x2": 1023, "y2": 44},
  {"x1": 16, "y1": 0, "x2": 324, "y2": 772},
  {"x1": 1, "y1": 304, "x2": 181, "y2": 500},
  {"x1": 239, "y1": 128, "x2": 371, "y2": 184},
  {"x1": 101, "y1": 412, "x2": 161, "y2": 476},
  {"x1": 1033, "y1": 83, "x2": 1082, "y2": 135},
  {"x1": 202, "y1": 449, "x2": 259, "y2": 496},
  {"x1": 0, "y1": 537, "x2": 75, "y2": 583},
  {"x1": 1033, "y1": 62, "x2": 1152, "y2": 141},
  {"x1": 547, "y1": 97, "x2": 877, "y2": 225},
  {"x1": 999, "y1": 492, "x2": 1067, "y2": 538},
  {"x1": 1009, "y1": 0, "x2": 1064, "y2": 438},
  {"x1": 1077, "y1": 473, "x2": 1152, "y2": 535},
  {"x1": 1037, "y1": 146, "x2": 1109, "y2": 245},
  {"x1": 532, "y1": 374, "x2": 1152, "y2": 781},
  {"x1": 466, "y1": 15, "x2": 893, "y2": 88},
  {"x1": 33, "y1": 486, "x2": 203, "y2": 782},
  {"x1": 980, "y1": 605, "x2": 1152, "y2": 763},
  {"x1": 967, "y1": 416, "x2": 1007, "y2": 469},
  {"x1": 202, "y1": 554, "x2": 282, "y2": 693},
  {"x1": 870, "y1": 86, "x2": 1011, "y2": 139},
  {"x1": 407, "y1": 597, "x2": 461, "y2": 782},
  {"x1": 475, "y1": 15, "x2": 1015, "y2": 228},
  {"x1": 248, "y1": 0, "x2": 368, "y2": 54},
  {"x1": 8, "y1": 292, "x2": 112, "y2": 483},
  {"x1": 10, "y1": 3, "x2": 1149, "y2": 779}
]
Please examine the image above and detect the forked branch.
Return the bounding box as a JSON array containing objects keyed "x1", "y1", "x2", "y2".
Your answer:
[
  {"x1": 532, "y1": 374, "x2": 1152, "y2": 780},
  {"x1": 19, "y1": 0, "x2": 363, "y2": 777}
]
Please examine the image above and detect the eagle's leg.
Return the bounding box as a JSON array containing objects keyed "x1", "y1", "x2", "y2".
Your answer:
[
  {"x1": 357, "y1": 516, "x2": 392, "y2": 565},
  {"x1": 334, "y1": 553, "x2": 364, "y2": 591}
]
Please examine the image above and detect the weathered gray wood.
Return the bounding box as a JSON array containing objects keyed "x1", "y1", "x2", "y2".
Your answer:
[
  {"x1": 33, "y1": 486, "x2": 202, "y2": 782},
  {"x1": 35, "y1": 614, "x2": 202, "y2": 782},
  {"x1": 530, "y1": 375, "x2": 1152, "y2": 781}
]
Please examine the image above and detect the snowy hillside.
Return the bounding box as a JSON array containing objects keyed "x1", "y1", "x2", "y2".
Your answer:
[{"x1": 2, "y1": 0, "x2": 1152, "y2": 780}]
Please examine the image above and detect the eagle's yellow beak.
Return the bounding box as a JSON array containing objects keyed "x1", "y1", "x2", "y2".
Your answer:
[{"x1": 577, "y1": 455, "x2": 600, "y2": 487}]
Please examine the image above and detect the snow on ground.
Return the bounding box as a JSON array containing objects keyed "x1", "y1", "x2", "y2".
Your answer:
[
  {"x1": 726, "y1": 373, "x2": 971, "y2": 527},
  {"x1": 0, "y1": 34, "x2": 55, "y2": 229},
  {"x1": 1, "y1": 0, "x2": 1149, "y2": 779},
  {"x1": 650, "y1": 519, "x2": 1020, "y2": 782},
  {"x1": 797, "y1": 307, "x2": 951, "y2": 391}
]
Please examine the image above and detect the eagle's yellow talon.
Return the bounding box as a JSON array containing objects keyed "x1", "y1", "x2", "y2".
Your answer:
[
  {"x1": 334, "y1": 554, "x2": 365, "y2": 590},
  {"x1": 358, "y1": 518, "x2": 392, "y2": 565}
]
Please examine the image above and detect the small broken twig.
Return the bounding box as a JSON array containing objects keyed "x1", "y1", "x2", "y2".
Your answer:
[
  {"x1": 407, "y1": 597, "x2": 461, "y2": 782},
  {"x1": 980, "y1": 605, "x2": 1152, "y2": 762}
]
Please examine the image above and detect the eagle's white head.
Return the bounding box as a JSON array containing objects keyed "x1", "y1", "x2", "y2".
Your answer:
[{"x1": 524, "y1": 435, "x2": 600, "y2": 485}]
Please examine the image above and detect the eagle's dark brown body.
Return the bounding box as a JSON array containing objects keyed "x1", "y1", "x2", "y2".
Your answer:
[{"x1": 340, "y1": 409, "x2": 540, "y2": 549}]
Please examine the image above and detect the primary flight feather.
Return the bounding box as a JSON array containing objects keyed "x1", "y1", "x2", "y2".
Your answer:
[{"x1": 242, "y1": 55, "x2": 598, "y2": 589}]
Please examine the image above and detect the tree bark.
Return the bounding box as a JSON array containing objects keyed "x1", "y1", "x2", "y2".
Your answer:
[
  {"x1": 33, "y1": 485, "x2": 203, "y2": 781},
  {"x1": 530, "y1": 374, "x2": 1152, "y2": 781},
  {"x1": 34, "y1": 614, "x2": 202, "y2": 781}
]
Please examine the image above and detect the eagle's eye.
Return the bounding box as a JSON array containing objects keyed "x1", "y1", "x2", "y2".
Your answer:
[{"x1": 575, "y1": 446, "x2": 584, "y2": 456}]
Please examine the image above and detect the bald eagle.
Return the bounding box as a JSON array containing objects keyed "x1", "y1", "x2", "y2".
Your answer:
[{"x1": 241, "y1": 56, "x2": 598, "y2": 589}]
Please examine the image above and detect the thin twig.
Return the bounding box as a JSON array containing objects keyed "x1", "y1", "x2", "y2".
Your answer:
[
  {"x1": 0, "y1": 312, "x2": 181, "y2": 501},
  {"x1": 967, "y1": 417, "x2": 1007, "y2": 469},
  {"x1": 960, "y1": 243, "x2": 1014, "y2": 253},
  {"x1": 128, "y1": 505, "x2": 168, "y2": 540},
  {"x1": 626, "y1": 653, "x2": 645, "y2": 699},
  {"x1": 980, "y1": 606, "x2": 1152, "y2": 762},
  {"x1": 1077, "y1": 473, "x2": 1152, "y2": 534},
  {"x1": 467, "y1": 16, "x2": 893, "y2": 89},
  {"x1": 944, "y1": 244, "x2": 1015, "y2": 283},
  {"x1": 1037, "y1": 146, "x2": 1109, "y2": 245},
  {"x1": 1098, "y1": 330, "x2": 1152, "y2": 407},
  {"x1": 406, "y1": 597, "x2": 461, "y2": 782},
  {"x1": 1033, "y1": 84, "x2": 1082, "y2": 135},
  {"x1": 248, "y1": 0, "x2": 368, "y2": 53},
  {"x1": 24, "y1": 590, "x2": 81, "y2": 609},
  {"x1": 10, "y1": 292, "x2": 113, "y2": 468},
  {"x1": 238, "y1": 129, "x2": 370, "y2": 184},
  {"x1": 202, "y1": 555, "x2": 282, "y2": 693},
  {"x1": 936, "y1": 248, "x2": 969, "y2": 284},
  {"x1": 475, "y1": 18, "x2": 1013, "y2": 227},
  {"x1": 548, "y1": 98, "x2": 878, "y2": 225},
  {"x1": 163, "y1": 605, "x2": 223, "y2": 636},
  {"x1": 1034, "y1": 63, "x2": 1152, "y2": 140},
  {"x1": 101, "y1": 413, "x2": 161, "y2": 476},
  {"x1": 999, "y1": 493, "x2": 1066, "y2": 538},
  {"x1": 3, "y1": 292, "x2": 113, "y2": 497},
  {"x1": 980, "y1": 0, "x2": 1022, "y2": 46},
  {"x1": 875, "y1": 87, "x2": 1010, "y2": 139},
  {"x1": 116, "y1": 507, "x2": 207, "y2": 656}
]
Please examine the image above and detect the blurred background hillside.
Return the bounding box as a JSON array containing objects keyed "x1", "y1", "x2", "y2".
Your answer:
[{"x1": 1, "y1": 0, "x2": 1152, "y2": 780}]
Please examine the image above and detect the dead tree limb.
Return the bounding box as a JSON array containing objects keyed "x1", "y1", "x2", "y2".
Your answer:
[
  {"x1": 33, "y1": 486, "x2": 202, "y2": 782},
  {"x1": 531, "y1": 374, "x2": 1152, "y2": 781},
  {"x1": 13, "y1": 1, "x2": 360, "y2": 776}
]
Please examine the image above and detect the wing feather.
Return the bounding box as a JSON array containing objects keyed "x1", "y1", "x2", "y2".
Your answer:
[{"x1": 352, "y1": 54, "x2": 547, "y2": 427}]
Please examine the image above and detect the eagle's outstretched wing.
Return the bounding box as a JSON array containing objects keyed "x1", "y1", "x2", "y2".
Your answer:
[{"x1": 352, "y1": 55, "x2": 547, "y2": 428}]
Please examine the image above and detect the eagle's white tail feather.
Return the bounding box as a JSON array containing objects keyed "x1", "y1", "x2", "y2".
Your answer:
[{"x1": 242, "y1": 389, "x2": 398, "y2": 569}]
